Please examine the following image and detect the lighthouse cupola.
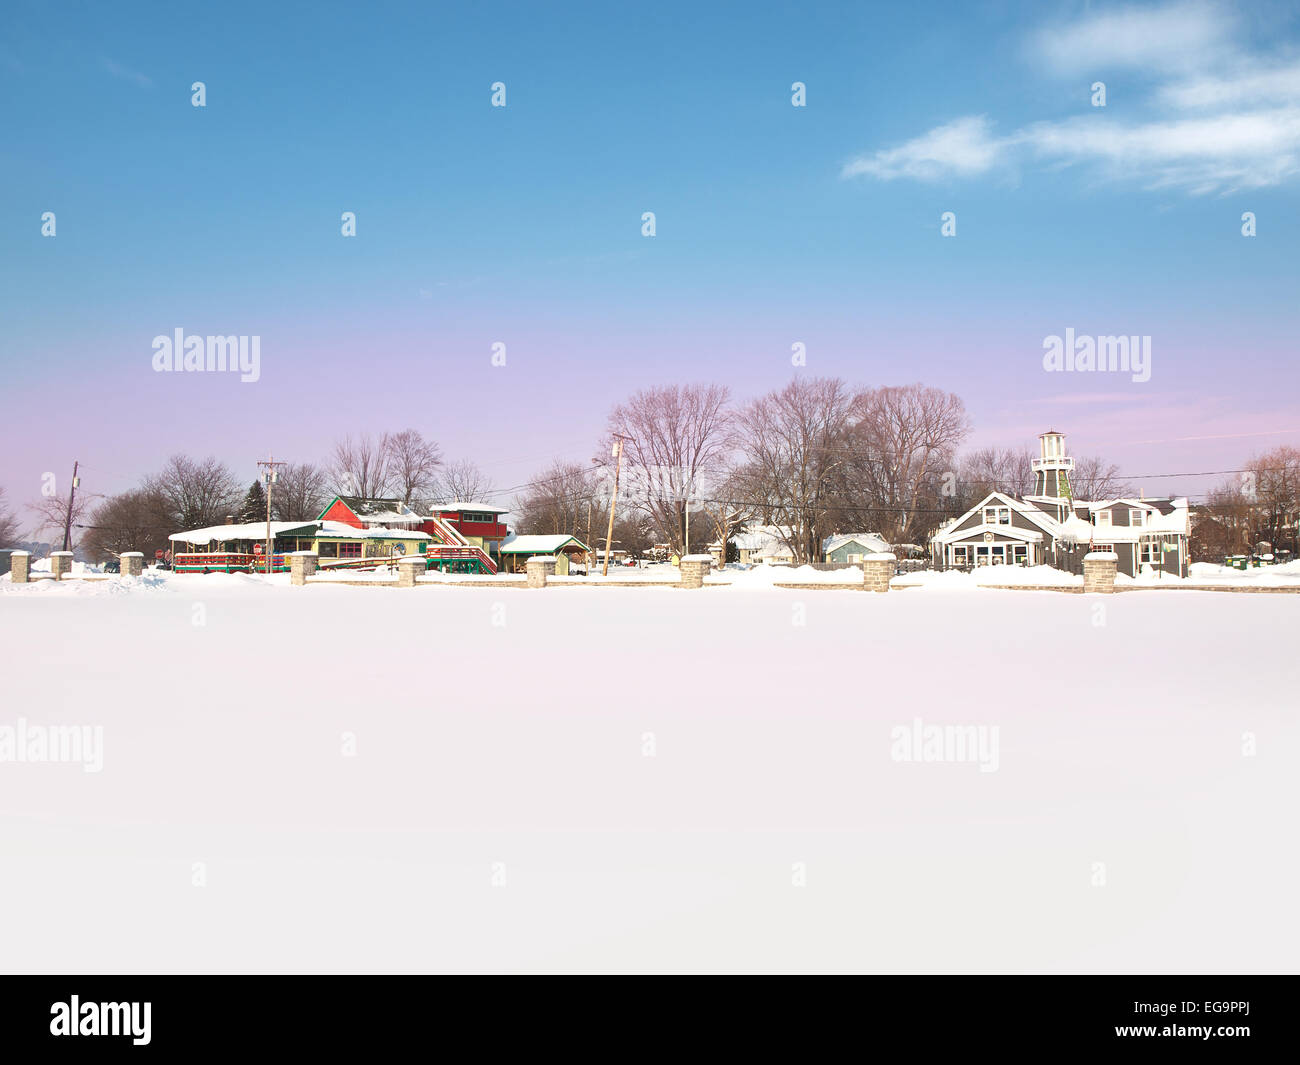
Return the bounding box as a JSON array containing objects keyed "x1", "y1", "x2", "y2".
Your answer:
[{"x1": 1033, "y1": 430, "x2": 1074, "y2": 498}]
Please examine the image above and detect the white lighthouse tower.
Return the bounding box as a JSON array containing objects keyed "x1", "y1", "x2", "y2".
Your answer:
[{"x1": 1033, "y1": 430, "x2": 1073, "y2": 498}]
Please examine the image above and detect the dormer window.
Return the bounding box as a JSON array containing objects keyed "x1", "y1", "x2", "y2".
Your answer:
[{"x1": 983, "y1": 506, "x2": 1011, "y2": 525}]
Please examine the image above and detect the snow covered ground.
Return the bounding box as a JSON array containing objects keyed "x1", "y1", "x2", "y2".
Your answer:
[{"x1": 1, "y1": 570, "x2": 1296, "y2": 973}]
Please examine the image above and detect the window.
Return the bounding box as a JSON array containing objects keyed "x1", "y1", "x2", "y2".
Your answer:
[
  {"x1": 1097, "y1": 510, "x2": 1111, "y2": 526},
  {"x1": 318, "y1": 541, "x2": 339, "y2": 558},
  {"x1": 983, "y1": 506, "x2": 1011, "y2": 525},
  {"x1": 1141, "y1": 540, "x2": 1160, "y2": 564},
  {"x1": 339, "y1": 541, "x2": 362, "y2": 558},
  {"x1": 1130, "y1": 509, "x2": 1145, "y2": 527},
  {"x1": 1093, "y1": 543, "x2": 1114, "y2": 553}
]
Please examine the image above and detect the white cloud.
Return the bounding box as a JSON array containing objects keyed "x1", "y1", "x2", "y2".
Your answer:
[
  {"x1": 842, "y1": 2, "x2": 1300, "y2": 195},
  {"x1": 840, "y1": 116, "x2": 1008, "y2": 181},
  {"x1": 1026, "y1": 0, "x2": 1236, "y2": 74},
  {"x1": 1158, "y1": 63, "x2": 1300, "y2": 109}
]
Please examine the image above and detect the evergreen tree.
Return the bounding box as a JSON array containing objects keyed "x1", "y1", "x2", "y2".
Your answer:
[{"x1": 237, "y1": 480, "x2": 267, "y2": 524}]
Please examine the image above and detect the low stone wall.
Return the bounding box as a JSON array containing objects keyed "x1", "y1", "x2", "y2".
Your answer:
[
  {"x1": 50, "y1": 551, "x2": 74, "y2": 580},
  {"x1": 120, "y1": 552, "x2": 144, "y2": 577}
]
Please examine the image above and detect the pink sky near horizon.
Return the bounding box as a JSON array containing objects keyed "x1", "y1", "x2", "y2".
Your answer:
[{"x1": 3, "y1": 318, "x2": 1295, "y2": 531}]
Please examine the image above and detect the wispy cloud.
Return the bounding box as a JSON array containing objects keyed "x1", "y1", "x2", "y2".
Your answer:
[
  {"x1": 842, "y1": 2, "x2": 1300, "y2": 195},
  {"x1": 101, "y1": 57, "x2": 152, "y2": 88},
  {"x1": 1025, "y1": 0, "x2": 1237, "y2": 75},
  {"x1": 841, "y1": 116, "x2": 1006, "y2": 181}
]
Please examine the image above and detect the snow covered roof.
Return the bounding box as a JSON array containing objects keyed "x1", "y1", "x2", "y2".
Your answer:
[
  {"x1": 823, "y1": 532, "x2": 890, "y2": 555},
  {"x1": 732, "y1": 525, "x2": 792, "y2": 551},
  {"x1": 1057, "y1": 514, "x2": 1095, "y2": 542},
  {"x1": 169, "y1": 520, "x2": 320, "y2": 545},
  {"x1": 317, "y1": 522, "x2": 431, "y2": 540},
  {"x1": 433, "y1": 501, "x2": 508, "y2": 514},
  {"x1": 170, "y1": 520, "x2": 432, "y2": 545},
  {"x1": 499, "y1": 534, "x2": 588, "y2": 554}
]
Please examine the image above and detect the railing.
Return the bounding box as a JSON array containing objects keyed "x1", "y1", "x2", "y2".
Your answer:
[
  {"x1": 426, "y1": 518, "x2": 497, "y2": 573},
  {"x1": 1031, "y1": 456, "x2": 1074, "y2": 470},
  {"x1": 173, "y1": 552, "x2": 288, "y2": 573}
]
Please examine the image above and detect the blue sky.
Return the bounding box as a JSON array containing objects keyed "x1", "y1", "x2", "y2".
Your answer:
[{"x1": 2, "y1": 0, "x2": 1298, "y2": 507}]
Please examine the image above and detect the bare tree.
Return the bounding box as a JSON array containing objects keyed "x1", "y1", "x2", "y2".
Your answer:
[
  {"x1": 733, "y1": 377, "x2": 854, "y2": 563},
  {"x1": 695, "y1": 466, "x2": 754, "y2": 565},
  {"x1": 1070, "y1": 455, "x2": 1131, "y2": 502},
  {"x1": 1245, "y1": 445, "x2": 1300, "y2": 553},
  {"x1": 385, "y1": 429, "x2": 443, "y2": 504},
  {"x1": 436, "y1": 459, "x2": 497, "y2": 504},
  {"x1": 143, "y1": 455, "x2": 242, "y2": 531},
  {"x1": 81, "y1": 490, "x2": 172, "y2": 561},
  {"x1": 272, "y1": 462, "x2": 331, "y2": 520},
  {"x1": 1193, "y1": 484, "x2": 1253, "y2": 561},
  {"x1": 0, "y1": 486, "x2": 20, "y2": 546},
  {"x1": 28, "y1": 487, "x2": 98, "y2": 551},
  {"x1": 842, "y1": 384, "x2": 971, "y2": 546},
  {"x1": 332, "y1": 434, "x2": 392, "y2": 499},
  {"x1": 603, "y1": 383, "x2": 732, "y2": 556},
  {"x1": 515, "y1": 460, "x2": 601, "y2": 536},
  {"x1": 958, "y1": 447, "x2": 1035, "y2": 503}
]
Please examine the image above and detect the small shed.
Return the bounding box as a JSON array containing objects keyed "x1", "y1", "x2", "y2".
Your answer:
[{"x1": 499, "y1": 534, "x2": 589, "y2": 574}]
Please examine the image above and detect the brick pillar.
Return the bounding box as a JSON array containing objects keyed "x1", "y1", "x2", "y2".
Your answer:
[
  {"x1": 289, "y1": 552, "x2": 318, "y2": 586},
  {"x1": 50, "y1": 551, "x2": 74, "y2": 580},
  {"x1": 1082, "y1": 551, "x2": 1118, "y2": 594},
  {"x1": 862, "y1": 552, "x2": 896, "y2": 593},
  {"x1": 526, "y1": 556, "x2": 556, "y2": 588},
  {"x1": 9, "y1": 550, "x2": 29, "y2": 583},
  {"x1": 679, "y1": 554, "x2": 712, "y2": 589},
  {"x1": 397, "y1": 555, "x2": 425, "y2": 588},
  {"x1": 120, "y1": 552, "x2": 144, "y2": 577}
]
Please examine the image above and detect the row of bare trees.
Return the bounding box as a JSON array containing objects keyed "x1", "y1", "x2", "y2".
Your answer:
[
  {"x1": 510, "y1": 379, "x2": 1144, "y2": 565},
  {"x1": 1193, "y1": 446, "x2": 1300, "y2": 560},
  {"x1": 594, "y1": 379, "x2": 972, "y2": 563},
  {"x1": 5, "y1": 428, "x2": 498, "y2": 561}
]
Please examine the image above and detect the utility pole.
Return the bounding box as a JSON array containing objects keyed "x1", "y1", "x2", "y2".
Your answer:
[
  {"x1": 585, "y1": 500, "x2": 593, "y2": 573},
  {"x1": 257, "y1": 454, "x2": 287, "y2": 575},
  {"x1": 602, "y1": 435, "x2": 631, "y2": 577},
  {"x1": 61, "y1": 461, "x2": 80, "y2": 552}
]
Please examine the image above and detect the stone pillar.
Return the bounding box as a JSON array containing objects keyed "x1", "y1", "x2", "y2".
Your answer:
[
  {"x1": 397, "y1": 555, "x2": 426, "y2": 587},
  {"x1": 289, "y1": 551, "x2": 318, "y2": 586},
  {"x1": 1082, "y1": 551, "x2": 1118, "y2": 594},
  {"x1": 526, "y1": 556, "x2": 556, "y2": 588},
  {"x1": 862, "y1": 552, "x2": 896, "y2": 593},
  {"x1": 50, "y1": 551, "x2": 74, "y2": 580},
  {"x1": 9, "y1": 550, "x2": 29, "y2": 583},
  {"x1": 679, "y1": 554, "x2": 713, "y2": 589},
  {"x1": 120, "y1": 552, "x2": 144, "y2": 577}
]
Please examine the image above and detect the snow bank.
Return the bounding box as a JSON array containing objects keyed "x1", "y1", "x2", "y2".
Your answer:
[{"x1": 897, "y1": 565, "x2": 1081, "y2": 590}]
